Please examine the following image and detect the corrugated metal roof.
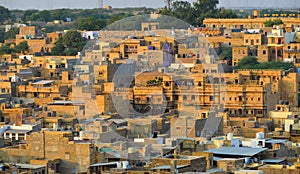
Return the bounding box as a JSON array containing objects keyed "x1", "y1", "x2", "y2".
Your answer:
[
  {"x1": 151, "y1": 165, "x2": 189, "y2": 170},
  {"x1": 265, "y1": 139, "x2": 287, "y2": 144},
  {"x1": 4, "y1": 129, "x2": 31, "y2": 133},
  {"x1": 90, "y1": 161, "x2": 118, "y2": 167},
  {"x1": 16, "y1": 163, "x2": 45, "y2": 169},
  {"x1": 32, "y1": 80, "x2": 54, "y2": 85},
  {"x1": 205, "y1": 147, "x2": 267, "y2": 157},
  {"x1": 213, "y1": 157, "x2": 223, "y2": 161},
  {"x1": 262, "y1": 158, "x2": 285, "y2": 164}
]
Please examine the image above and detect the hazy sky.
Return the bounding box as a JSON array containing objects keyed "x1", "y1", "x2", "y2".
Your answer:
[{"x1": 0, "y1": 0, "x2": 298, "y2": 10}]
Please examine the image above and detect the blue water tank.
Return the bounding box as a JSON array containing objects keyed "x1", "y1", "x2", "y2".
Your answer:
[{"x1": 245, "y1": 158, "x2": 251, "y2": 164}]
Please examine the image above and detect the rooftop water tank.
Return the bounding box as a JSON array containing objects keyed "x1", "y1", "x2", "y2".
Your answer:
[
  {"x1": 245, "y1": 157, "x2": 251, "y2": 165},
  {"x1": 227, "y1": 133, "x2": 233, "y2": 140},
  {"x1": 256, "y1": 132, "x2": 264, "y2": 139}
]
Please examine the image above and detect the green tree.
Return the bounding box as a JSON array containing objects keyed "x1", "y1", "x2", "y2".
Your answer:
[
  {"x1": 4, "y1": 27, "x2": 19, "y2": 40},
  {"x1": 22, "y1": 10, "x2": 38, "y2": 21},
  {"x1": 0, "y1": 6, "x2": 10, "y2": 23},
  {"x1": 193, "y1": 0, "x2": 219, "y2": 26},
  {"x1": 171, "y1": 1, "x2": 195, "y2": 24},
  {"x1": 0, "y1": 28, "x2": 5, "y2": 43},
  {"x1": 264, "y1": 19, "x2": 283, "y2": 27},
  {"x1": 51, "y1": 37, "x2": 65, "y2": 56},
  {"x1": 219, "y1": 47, "x2": 232, "y2": 65},
  {"x1": 217, "y1": 9, "x2": 238, "y2": 18},
  {"x1": 14, "y1": 41, "x2": 28, "y2": 53},
  {"x1": 77, "y1": 17, "x2": 106, "y2": 31},
  {"x1": 257, "y1": 61, "x2": 294, "y2": 70},
  {"x1": 52, "y1": 30, "x2": 87, "y2": 56},
  {"x1": 37, "y1": 10, "x2": 52, "y2": 22},
  {"x1": 107, "y1": 14, "x2": 124, "y2": 25},
  {"x1": 236, "y1": 56, "x2": 295, "y2": 70},
  {"x1": 160, "y1": 0, "x2": 233, "y2": 26},
  {"x1": 51, "y1": 9, "x2": 69, "y2": 21},
  {"x1": 219, "y1": 47, "x2": 232, "y2": 60},
  {"x1": 0, "y1": 43, "x2": 12, "y2": 55},
  {"x1": 236, "y1": 56, "x2": 259, "y2": 69}
]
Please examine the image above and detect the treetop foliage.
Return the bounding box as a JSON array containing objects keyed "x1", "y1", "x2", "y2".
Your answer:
[
  {"x1": 0, "y1": 41, "x2": 28, "y2": 55},
  {"x1": 51, "y1": 30, "x2": 87, "y2": 56},
  {"x1": 160, "y1": 0, "x2": 238, "y2": 26},
  {"x1": 236, "y1": 56, "x2": 295, "y2": 70},
  {"x1": 264, "y1": 19, "x2": 283, "y2": 27}
]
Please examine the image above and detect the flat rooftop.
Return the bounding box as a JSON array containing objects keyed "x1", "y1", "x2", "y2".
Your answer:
[
  {"x1": 151, "y1": 165, "x2": 189, "y2": 170},
  {"x1": 205, "y1": 147, "x2": 268, "y2": 157},
  {"x1": 4, "y1": 129, "x2": 31, "y2": 134},
  {"x1": 32, "y1": 80, "x2": 55, "y2": 85},
  {"x1": 16, "y1": 163, "x2": 45, "y2": 169},
  {"x1": 262, "y1": 158, "x2": 286, "y2": 164}
]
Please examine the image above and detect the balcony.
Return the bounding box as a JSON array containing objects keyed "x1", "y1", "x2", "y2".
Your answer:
[
  {"x1": 267, "y1": 33, "x2": 283, "y2": 37},
  {"x1": 284, "y1": 49, "x2": 298, "y2": 53},
  {"x1": 267, "y1": 43, "x2": 284, "y2": 47},
  {"x1": 125, "y1": 48, "x2": 137, "y2": 53}
]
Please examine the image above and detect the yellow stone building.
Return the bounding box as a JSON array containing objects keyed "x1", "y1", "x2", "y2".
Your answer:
[{"x1": 203, "y1": 15, "x2": 300, "y2": 29}]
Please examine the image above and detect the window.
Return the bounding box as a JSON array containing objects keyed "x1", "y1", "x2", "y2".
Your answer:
[
  {"x1": 272, "y1": 38, "x2": 275, "y2": 43},
  {"x1": 263, "y1": 50, "x2": 266, "y2": 55},
  {"x1": 65, "y1": 152, "x2": 70, "y2": 160},
  {"x1": 1, "y1": 88, "x2": 5, "y2": 93},
  {"x1": 146, "y1": 97, "x2": 151, "y2": 102},
  {"x1": 256, "y1": 39, "x2": 259, "y2": 43},
  {"x1": 209, "y1": 96, "x2": 214, "y2": 101},
  {"x1": 246, "y1": 39, "x2": 249, "y2": 43},
  {"x1": 239, "y1": 96, "x2": 242, "y2": 101}
]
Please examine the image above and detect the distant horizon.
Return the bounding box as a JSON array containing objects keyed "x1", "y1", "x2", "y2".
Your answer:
[{"x1": 0, "y1": 0, "x2": 298, "y2": 10}]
